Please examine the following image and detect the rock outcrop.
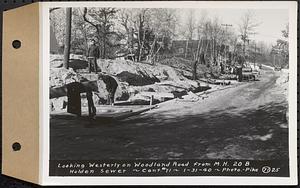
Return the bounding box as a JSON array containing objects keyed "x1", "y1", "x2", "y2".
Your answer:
[{"x1": 50, "y1": 55, "x2": 208, "y2": 111}]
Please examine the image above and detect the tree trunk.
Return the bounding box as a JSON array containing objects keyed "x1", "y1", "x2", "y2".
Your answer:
[
  {"x1": 103, "y1": 15, "x2": 107, "y2": 59},
  {"x1": 195, "y1": 39, "x2": 200, "y2": 61},
  {"x1": 204, "y1": 39, "x2": 209, "y2": 55},
  {"x1": 192, "y1": 60, "x2": 198, "y2": 80},
  {"x1": 149, "y1": 35, "x2": 157, "y2": 60},
  {"x1": 199, "y1": 39, "x2": 203, "y2": 60},
  {"x1": 103, "y1": 33, "x2": 106, "y2": 59},
  {"x1": 63, "y1": 8, "x2": 72, "y2": 69},
  {"x1": 196, "y1": 38, "x2": 203, "y2": 61},
  {"x1": 184, "y1": 40, "x2": 189, "y2": 59},
  {"x1": 138, "y1": 29, "x2": 146, "y2": 62}
]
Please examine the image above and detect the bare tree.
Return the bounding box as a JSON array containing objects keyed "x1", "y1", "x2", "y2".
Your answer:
[
  {"x1": 148, "y1": 8, "x2": 177, "y2": 63},
  {"x1": 119, "y1": 9, "x2": 134, "y2": 57},
  {"x1": 184, "y1": 9, "x2": 196, "y2": 58},
  {"x1": 119, "y1": 8, "x2": 177, "y2": 62},
  {"x1": 119, "y1": 8, "x2": 151, "y2": 61},
  {"x1": 50, "y1": 8, "x2": 60, "y2": 13},
  {"x1": 135, "y1": 9, "x2": 150, "y2": 62},
  {"x1": 271, "y1": 23, "x2": 289, "y2": 67},
  {"x1": 238, "y1": 11, "x2": 260, "y2": 57},
  {"x1": 50, "y1": 8, "x2": 66, "y2": 50},
  {"x1": 192, "y1": 11, "x2": 208, "y2": 80},
  {"x1": 195, "y1": 10, "x2": 207, "y2": 61},
  {"x1": 63, "y1": 8, "x2": 72, "y2": 69},
  {"x1": 83, "y1": 7, "x2": 119, "y2": 59}
]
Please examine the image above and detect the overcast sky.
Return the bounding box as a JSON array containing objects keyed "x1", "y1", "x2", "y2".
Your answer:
[{"x1": 180, "y1": 9, "x2": 289, "y2": 45}]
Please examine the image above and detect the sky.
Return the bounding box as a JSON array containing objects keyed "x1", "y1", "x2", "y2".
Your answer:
[{"x1": 180, "y1": 8, "x2": 289, "y2": 46}]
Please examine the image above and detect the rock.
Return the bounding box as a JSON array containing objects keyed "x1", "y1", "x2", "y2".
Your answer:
[
  {"x1": 97, "y1": 59, "x2": 194, "y2": 86},
  {"x1": 49, "y1": 55, "x2": 209, "y2": 110},
  {"x1": 97, "y1": 59, "x2": 160, "y2": 86},
  {"x1": 51, "y1": 59, "x2": 63, "y2": 68},
  {"x1": 182, "y1": 91, "x2": 200, "y2": 101},
  {"x1": 50, "y1": 54, "x2": 88, "y2": 70},
  {"x1": 50, "y1": 68, "x2": 84, "y2": 88},
  {"x1": 116, "y1": 71, "x2": 160, "y2": 86}
]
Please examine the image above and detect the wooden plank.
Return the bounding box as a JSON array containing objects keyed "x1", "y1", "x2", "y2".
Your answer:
[
  {"x1": 95, "y1": 110, "x2": 133, "y2": 118},
  {"x1": 51, "y1": 105, "x2": 158, "y2": 120},
  {"x1": 140, "y1": 92, "x2": 174, "y2": 99},
  {"x1": 50, "y1": 80, "x2": 98, "y2": 99},
  {"x1": 113, "y1": 105, "x2": 158, "y2": 120}
]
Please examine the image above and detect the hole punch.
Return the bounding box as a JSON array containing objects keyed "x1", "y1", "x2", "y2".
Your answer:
[
  {"x1": 12, "y1": 142, "x2": 21, "y2": 151},
  {"x1": 12, "y1": 40, "x2": 21, "y2": 49}
]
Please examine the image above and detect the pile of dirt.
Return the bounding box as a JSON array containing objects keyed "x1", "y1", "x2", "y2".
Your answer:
[
  {"x1": 50, "y1": 67, "x2": 84, "y2": 88},
  {"x1": 50, "y1": 54, "x2": 210, "y2": 110},
  {"x1": 50, "y1": 68, "x2": 116, "y2": 111},
  {"x1": 129, "y1": 80, "x2": 200, "y2": 95},
  {"x1": 50, "y1": 54, "x2": 88, "y2": 70},
  {"x1": 159, "y1": 57, "x2": 192, "y2": 72},
  {"x1": 158, "y1": 57, "x2": 220, "y2": 79},
  {"x1": 50, "y1": 68, "x2": 83, "y2": 112},
  {"x1": 97, "y1": 59, "x2": 193, "y2": 85},
  {"x1": 96, "y1": 59, "x2": 209, "y2": 102},
  {"x1": 276, "y1": 69, "x2": 289, "y2": 96},
  {"x1": 276, "y1": 69, "x2": 289, "y2": 85}
]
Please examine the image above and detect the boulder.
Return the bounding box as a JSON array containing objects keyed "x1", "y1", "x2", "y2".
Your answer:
[
  {"x1": 97, "y1": 59, "x2": 194, "y2": 86},
  {"x1": 50, "y1": 67, "x2": 84, "y2": 88},
  {"x1": 49, "y1": 56, "x2": 210, "y2": 111}
]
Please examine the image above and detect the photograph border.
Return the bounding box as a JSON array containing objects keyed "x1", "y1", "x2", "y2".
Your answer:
[{"x1": 41, "y1": 1, "x2": 297, "y2": 185}]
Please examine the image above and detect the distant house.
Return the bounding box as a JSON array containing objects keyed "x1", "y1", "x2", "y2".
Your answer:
[
  {"x1": 171, "y1": 40, "x2": 200, "y2": 59},
  {"x1": 171, "y1": 39, "x2": 229, "y2": 60}
]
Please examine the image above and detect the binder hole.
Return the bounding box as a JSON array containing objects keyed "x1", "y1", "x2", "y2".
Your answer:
[
  {"x1": 12, "y1": 40, "x2": 21, "y2": 49},
  {"x1": 12, "y1": 142, "x2": 21, "y2": 151}
]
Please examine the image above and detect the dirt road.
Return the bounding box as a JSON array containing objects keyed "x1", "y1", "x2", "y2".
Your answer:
[{"x1": 50, "y1": 67, "x2": 288, "y2": 160}]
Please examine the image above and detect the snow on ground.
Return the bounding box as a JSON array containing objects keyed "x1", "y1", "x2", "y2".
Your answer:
[
  {"x1": 50, "y1": 60, "x2": 289, "y2": 160},
  {"x1": 261, "y1": 64, "x2": 275, "y2": 70},
  {"x1": 151, "y1": 66, "x2": 288, "y2": 119},
  {"x1": 50, "y1": 55, "x2": 210, "y2": 110},
  {"x1": 276, "y1": 69, "x2": 289, "y2": 89}
]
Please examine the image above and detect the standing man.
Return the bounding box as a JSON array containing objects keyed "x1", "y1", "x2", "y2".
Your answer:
[
  {"x1": 87, "y1": 39, "x2": 100, "y2": 73},
  {"x1": 192, "y1": 60, "x2": 198, "y2": 80},
  {"x1": 99, "y1": 73, "x2": 118, "y2": 106}
]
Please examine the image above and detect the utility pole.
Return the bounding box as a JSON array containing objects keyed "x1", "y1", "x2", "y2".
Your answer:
[
  {"x1": 254, "y1": 43, "x2": 256, "y2": 69},
  {"x1": 63, "y1": 8, "x2": 72, "y2": 69}
]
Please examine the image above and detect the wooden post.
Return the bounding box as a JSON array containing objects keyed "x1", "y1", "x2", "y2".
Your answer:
[
  {"x1": 150, "y1": 95, "x2": 154, "y2": 106},
  {"x1": 254, "y1": 43, "x2": 256, "y2": 69},
  {"x1": 63, "y1": 8, "x2": 72, "y2": 69}
]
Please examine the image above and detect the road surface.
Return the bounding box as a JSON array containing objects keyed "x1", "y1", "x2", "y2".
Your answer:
[{"x1": 50, "y1": 67, "x2": 288, "y2": 160}]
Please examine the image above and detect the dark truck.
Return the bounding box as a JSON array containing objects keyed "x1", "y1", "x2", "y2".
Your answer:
[{"x1": 236, "y1": 66, "x2": 257, "y2": 82}]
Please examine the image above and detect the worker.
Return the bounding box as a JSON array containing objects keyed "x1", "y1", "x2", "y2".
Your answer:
[
  {"x1": 199, "y1": 53, "x2": 206, "y2": 65},
  {"x1": 236, "y1": 65, "x2": 243, "y2": 82},
  {"x1": 192, "y1": 60, "x2": 198, "y2": 80},
  {"x1": 87, "y1": 39, "x2": 100, "y2": 73},
  {"x1": 99, "y1": 73, "x2": 118, "y2": 105},
  {"x1": 220, "y1": 62, "x2": 225, "y2": 74}
]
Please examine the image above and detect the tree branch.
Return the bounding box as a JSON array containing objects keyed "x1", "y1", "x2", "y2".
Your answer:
[
  {"x1": 83, "y1": 7, "x2": 99, "y2": 33},
  {"x1": 50, "y1": 8, "x2": 60, "y2": 13}
]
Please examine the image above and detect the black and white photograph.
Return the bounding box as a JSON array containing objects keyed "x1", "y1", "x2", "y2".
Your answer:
[{"x1": 47, "y1": 2, "x2": 295, "y2": 180}]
